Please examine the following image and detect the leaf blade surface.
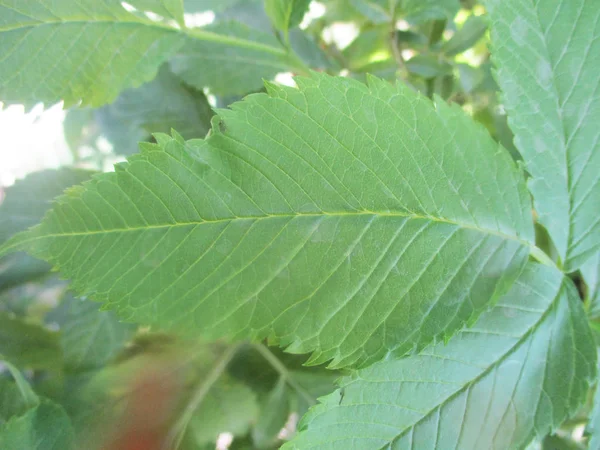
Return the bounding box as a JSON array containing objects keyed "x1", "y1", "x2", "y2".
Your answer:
[
  {"x1": 485, "y1": 0, "x2": 600, "y2": 271},
  {"x1": 286, "y1": 263, "x2": 597, "y2": 449}
]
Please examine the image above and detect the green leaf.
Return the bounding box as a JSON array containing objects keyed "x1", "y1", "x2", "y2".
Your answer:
[
  {"x1": 94, "y1": 64, "x2": 214, "y2": 156},
  {"x1": 0, "y1": 380, "x2": 29, "y2": 425},
  {"x1": 402, "y1": 0, "x2": 460, "y2": 24},
  {"x1": 286, "y1": 263, "x2": 597, "y2": 449},
  {"x1": 406, "y1": 54, "x2": 453, "y2": 79},
  {"x1": 59, "y1": 295, "x2": 136, "y2": 372},
  {"x1": 0, "y1": 313, "x2": 62, "y2": 370},
  {"x1": 442, "y1": 14, "x2": 488, "y2": 56},
  {"x1": 350, "y1": 0, "x2": 391, "y2": 24},
  {"x1": 252, "y1": 377, "x2": 290, "y2": 448},
  {"x1": 1, "y1": 73, "x2": 535, "y2": 368},
  {"x1": 265, "y1": 0, "x2": 311, "y2": 33},
  {"x1": 0, "y1": 169, "x2": 94, "y2": 292},
  {"x1": 485, "y1": 0, "x2": 600, "y2": 271},
  {"x1": 170, "y1": 22, "x2": 294, "y2": 96},
  {"x1": 183, "y1": 376, "x2": 259, "y2": 447},
  {"x1": 0, "y1": 0, "x2": 183, "y2": 108},
  {"x1": 0, "y1": 169, "x2": 94, "y2": 244},
  {"x1": 586, "y1": 359, "x2": 600, "y2": 450},
  {"x1": 0, "y1": 400, "x2": 74, "y2": 450},
  {"x1": 582, "y1": 252, "x2": 600, "y2": 318},
  {"x1": 0, "y1": 359, "x2": 39, "y2": 411},
  {"x1": 128, "y1": 0, "x2": 185, "y2": 26},
  {"x1": 0, "y1": 0, "x2": 300, "y2": 107}
]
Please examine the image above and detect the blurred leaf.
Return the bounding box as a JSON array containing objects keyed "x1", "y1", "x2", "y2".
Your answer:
[
  {"x1": 184, "y1": 376, "x2": 260, "y2": 447},
  {"x1": 403, "y1": 0, "x2": 460, "y2": 24},
  {"x1": 542, "y1": 434, "x2": 585, "y2": 450},
  {"x1": 0, "y1": 313, "x2": 62, "y2": 370},
  {"x1": 0, "y1": 380, "x2": 29, "y2": 426},
  {"x1": 289, "y1": 29, "x2": 335, "y2": 70},
  {"x1": 58, "y1": 295, "x2": 136, "y2": 373},
  {"x1": 442, "y1": 14, "x2": 488, "y2": 56},
  {"x1": 128, "y1": 0, "x2": 185, "y2": 25},
  {"x1": 184, "y1": 0, "x2": 241, "y2": 13},
  {"x1": 0, "y1": 359, "x2": 39, "y2": 411},
  {"x1": 0, "y1": 169, "x2": 94, "y2": 244},
  {"x1": 582, "y1": 252, "x2": 600, "y2": 318},
  {"x1": 0, "y1": 169, "x2": 94, "y2": 292},
  {"x1": 343, "y1": 27, "x2": 391, "y2": 71},
  {"x1": 406, "y1": 54, "x2": 452, "y2": 78},
  {"x1": 170, "y1": 22, "x2": 294, "y2": 95},
  {"x1": 350, "y1": 0, "x2": 391, "y2": 24},
  {"x1": 96, "y1": 65, "x2": 214, "y2": 156},
  {"x1": 252, "y1": 377, "x2": 289, "y2": 449},
  {"x1": 457, "y1": 63, "x2": 484, "y2": 93},
  {"x1": 265, "y1": 0, "x2": 311, "y2": 33},
  {"x1": 396, "y1": 30, "x2": 429, "y2": 49},
  {"x1": 0, "y1": 400, "x2": 74, "y2": 450}
]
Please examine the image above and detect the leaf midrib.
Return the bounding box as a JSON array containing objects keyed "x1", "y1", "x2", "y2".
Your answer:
[
  {"x1": 0, "y1": 210, "x2": 536, "y2": 259},
  {"x1": 0, "y1": 19, "x2": 288, "y2": 57}
]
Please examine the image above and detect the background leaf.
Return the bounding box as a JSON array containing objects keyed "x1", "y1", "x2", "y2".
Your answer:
[
  {"x1": 485, "y1": 0, "x2": 600, "y2": 271},
  {"x1": 170, "y1": 22, "x2": 294, "y2": 96},
  {"x1": 0, "y1": 0, "x2": 183, "y2": 108},
  {"x1": 57, "y1": 295, "x2": 136, "y2": 372},
  {"x1": 0, "y1": 313, "x2": 62, "y2": 370},
  {"x1": 0, "y1": 169, "x2": 93, "y2": 292},
  {"x1": 0, "y1": 400, "x2": 74, "y2": 450},
  {"x1": 265, "y1": 0, "x2": 311, "y2": 33},
  {"x1": 582, "y1": 252, "x2": 600, "y2": 318},
  {"x1": 287, "y1": 263, "x2": 596, "y2": 449},
  {"x1": 183, "y1": 376, "x2": 259, "y2": 447}
]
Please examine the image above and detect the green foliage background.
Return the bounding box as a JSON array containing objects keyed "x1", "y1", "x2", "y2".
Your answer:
[{"x1": 0, "y1": 0, "x2": 598, "y2": 449}]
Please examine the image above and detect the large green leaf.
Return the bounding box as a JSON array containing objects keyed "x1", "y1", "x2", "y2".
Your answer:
[
  {"x1": 485, "y1": 0, "x2": 600, "y2": 271},
  {"x1": 0, "y1": 400, "x2": 74, "y2": 450},
  {"x1": 58, "y1": 295, "x2": 136, "y2": 372},
  {"x1": 1, "y1": 73, "x2": 535, "y2": 368},
  {"x1": 0, "y1": 0, "x2": 300, "y2": 107},
  {"x1": 286, "y1": 263, "x2": 596, "y2": 449}
]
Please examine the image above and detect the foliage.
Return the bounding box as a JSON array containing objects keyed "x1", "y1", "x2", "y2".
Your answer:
[{"x1": 0, "y1": 0, "x2": 598, "y2": 449}]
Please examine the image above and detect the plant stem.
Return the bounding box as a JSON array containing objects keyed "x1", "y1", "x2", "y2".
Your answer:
[
  {"x1": 164, "y1": 344, "x2": 242, "y2": 450},
  {"x1": 390, "y1": 1, "x2": 405, "y2": 73},
  {"x1": 252, "y1": 343, "x2": 315, "y2": 407}
]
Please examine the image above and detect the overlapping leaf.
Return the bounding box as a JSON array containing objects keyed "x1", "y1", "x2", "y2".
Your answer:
[
  {"x1": 1, "y1": 73, "x2": 535, "y2": 368},
  {"x1": 169, "y1": 22, "x2": 296, "y2": 96},
  {"x1": 582, "y1": 252, "x2": 600, "y2": 318},
  {"x1": 58, "y1": 295, "x2": 135, "y2": 372},
  {"x1": 0, "y1": 0, "x2": 300, "y2": 107},
  {"x1": 287, "y1": 264, "x2": 596, "y2": 450},
  {"x1": 486, "y1": 0, "x2": 600, "y2": 271},
  {"x1": 0, "y1": 169, "x2": 93, "y2": 291}
]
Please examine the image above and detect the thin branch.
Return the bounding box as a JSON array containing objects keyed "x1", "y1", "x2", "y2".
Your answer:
[
  {"x1": 252, "y1": 343, "x2": 315, "y2": 407},
  {"x1": 164, "y1": 343, "x2": 242, "y2": 450}
]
